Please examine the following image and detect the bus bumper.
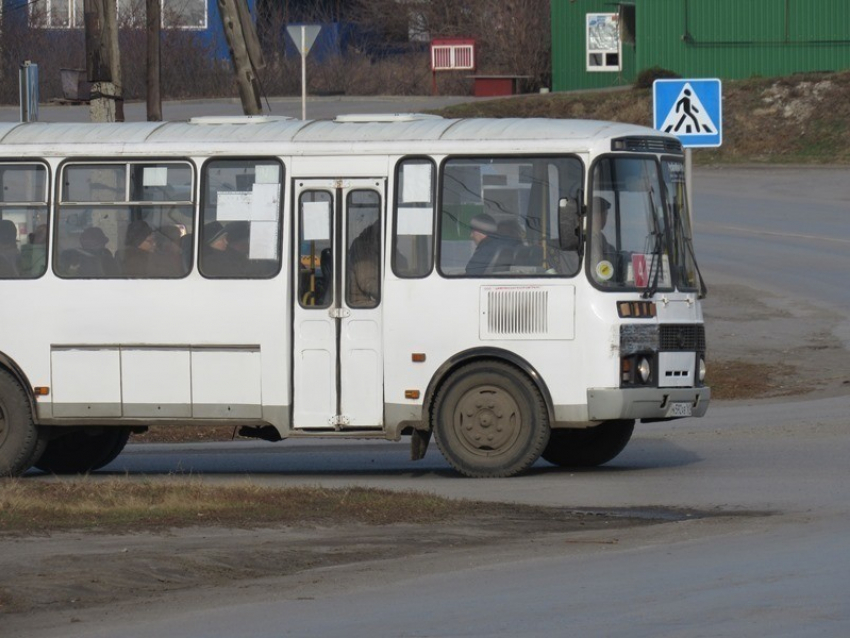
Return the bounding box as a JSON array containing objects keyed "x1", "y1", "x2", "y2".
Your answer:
[{"x1": 587, "y1": 387, "x2": 710, "y2": 421}]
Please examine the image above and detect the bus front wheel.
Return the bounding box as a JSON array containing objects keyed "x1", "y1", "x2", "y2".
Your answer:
[
  {"x1": 433, "y1": 361, "x2": 549, "y2": 478},
  {"x1": 0, "y1": 370, "x2": 41, "y2": 477},
  {"x1": 35, "y1": 428, "x2": 132, "y2": 475},
  {"x1": 542, "y1": 420, "x2": 635, "y2": 468}
]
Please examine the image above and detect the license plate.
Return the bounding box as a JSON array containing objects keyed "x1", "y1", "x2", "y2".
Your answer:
[{"x1": 667, "y1": 402, "x2": 692, "y2": 417}]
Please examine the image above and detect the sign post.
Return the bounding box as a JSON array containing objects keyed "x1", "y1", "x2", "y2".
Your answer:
[
  {"x1": 286, "y1": 24, "x2": 321, "y2": 120},
  {"x1": 653, "y1": 78, "x2": 722, "y2": 221}
]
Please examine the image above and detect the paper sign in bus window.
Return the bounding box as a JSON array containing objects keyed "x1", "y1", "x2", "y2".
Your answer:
[
  {"x1": 630, "y1": 253, "x2": 670, "y2": 288},
  {"x1": 251, "y1": 183, "x2": 280, "y2": 221},
  {"x1": 255, "y1": 165, "x2": 280, "y2": 184},
  {"x1": 302, "y1": 201, "x2": 331, "y2": 241},
  {"x1": 217, "y1": 191, "x2": 252, "y2": 221},
  {"x1": 397, "y1": 206, "x2": 433, "y2": 236},
  {"x1": 249, "y1": 221, "x2": 279, "y2": 260},
  {"x1": 143, "y1": 166, "x2": 168, "y2": 187},
  {"x1": 401, "y1": 163, "x2": 433, "y2": 204}
]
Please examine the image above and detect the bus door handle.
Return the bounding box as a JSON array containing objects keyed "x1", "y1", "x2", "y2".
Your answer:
[{"x1": 329, "y1": 307, "x2": 351, "y2": 319}]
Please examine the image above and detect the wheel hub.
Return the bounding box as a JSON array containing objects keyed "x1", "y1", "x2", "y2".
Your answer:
[{"x1": 454, "y1": 386, "x2": 520, "y2": 454}]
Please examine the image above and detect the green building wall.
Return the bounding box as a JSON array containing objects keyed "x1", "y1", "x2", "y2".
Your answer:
[{"x1": 552, "y1": 0, "x2": 850, "y2": 92}]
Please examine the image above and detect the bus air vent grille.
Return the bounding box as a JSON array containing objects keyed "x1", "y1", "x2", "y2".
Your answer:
[
  {"x1": 613, "y1": 136, "x2": 683, "y2": 154},
  {"x1": 485, "y1": 288, "x2": 548, "y2": 335},
  {"x1": 659, "y1": 324, "x2": 706, "y2": 352}
]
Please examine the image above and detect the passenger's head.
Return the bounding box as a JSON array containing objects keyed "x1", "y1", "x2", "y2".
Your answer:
[
  {"x1": 0, "y1": 219, "x2": 18, "y2": 247},
  {"x1": 469, "y1": 214, "x2": 497, "y2": 245},
  {"x1": 80, "y1": 226, "x2": 109, "y2": 251},
  {"x1": 224, "y1": 222, "x2": 250, "y2": 255},
  {"x1": 205, "y1": 222, "x2": 226, "y2": 251},
  {"x1": 125, "y1": 220, "x2": 155, "y2": 252},
  {"x1": 159, "y1": 225, "x2": 185, "y2": 253},
  {"x1": 32, "y1": 224, "x2": 48, "y2": 245}
]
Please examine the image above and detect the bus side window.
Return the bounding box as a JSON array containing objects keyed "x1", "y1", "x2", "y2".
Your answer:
[
  {"x1": 200, "y1": 159, "x2": 283, "y2": 279},
  {"x1": 0, "y1": 163, "x2": 49, "y2": 279},
  {"x1": 56, "y1": 162, "x2": 195, "y2": 279},
  {"x1": 393, "y1": 158, "x2": 434, "y2": 278}
]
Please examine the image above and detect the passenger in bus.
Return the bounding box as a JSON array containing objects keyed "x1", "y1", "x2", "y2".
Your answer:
[
  {"x1": 348, "y1": 219, "x2": 380, "y2": 306},
  {"x1": 0, "y1": 219, "x2": 21, "y2": 277},
  {"x1": 156, "y1": 224, "x2": 187, "y2": 275},
  {"x1": 118, "y1": 220, "x2": 156, "y2": 277},
  {"x1": 20, "y1": 223, "x2": 47, "y2": 277},
  {"x1": 202, "y1": 221, "x2": 250, "y2": 277},
  {"x1": 590, "y1": 197, "x2": 618, "y2": 265},
  {"x1": 79, "y1": 226, "x2": 119, "y2": 276},
  {"x1": 465, "y1": 213, "x2": 516, "y2": 275}
]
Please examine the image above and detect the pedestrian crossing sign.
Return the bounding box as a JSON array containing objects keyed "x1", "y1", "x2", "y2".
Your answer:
[{"x1": 653, "y1": 79, "x2": 722, "y2": 148}]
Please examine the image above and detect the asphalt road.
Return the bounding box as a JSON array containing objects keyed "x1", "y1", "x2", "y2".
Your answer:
[{"x1": 58, "y1": 166, "x2": 849, "y2": 637}]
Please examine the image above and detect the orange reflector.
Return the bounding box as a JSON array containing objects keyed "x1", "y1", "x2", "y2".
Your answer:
[
  {"x1": 405, "y1": 390, "x2": 421, "y2": 400},
  {"x1": 34, "y1": 386, "x2": 50, "y2": 396},
  {"x1": 411, "y1": 353, "x2": 426, "y2": 362}
]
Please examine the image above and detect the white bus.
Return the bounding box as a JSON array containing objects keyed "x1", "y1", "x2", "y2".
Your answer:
[{"x1": 0, "y1": 114, "x2": 709, "y2": 478}]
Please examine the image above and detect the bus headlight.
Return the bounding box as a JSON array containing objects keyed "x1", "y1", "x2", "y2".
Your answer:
[
  {"x1": 698, "y1": 357, "x2": 707, "y2": 383},
  {"x1": 637, "y1": 357, "x2": 652, "y2": 383}
]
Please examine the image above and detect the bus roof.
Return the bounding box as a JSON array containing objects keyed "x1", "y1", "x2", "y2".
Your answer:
[{"x1": 0, "y1": 116, "x2": 670, "y2": 150}]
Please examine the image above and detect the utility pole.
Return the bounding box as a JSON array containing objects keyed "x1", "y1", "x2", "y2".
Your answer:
[
  {"x1": 84, "y1": 0, "x2": 124, "y2": 122},
  {"x1": 146, "y1": 0, "x2": 162, "y2": 121},
  {"x1": 218, "y1": 0, "x2": 263, "y2": 115}
]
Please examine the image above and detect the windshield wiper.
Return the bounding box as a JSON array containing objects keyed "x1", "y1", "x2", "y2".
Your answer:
[
  {"x1": 643, "y1": 186, "x2": 665, "y2": 299},
  {"x1": 673, "y1": 206, "x2": 708, "y2": 299}
]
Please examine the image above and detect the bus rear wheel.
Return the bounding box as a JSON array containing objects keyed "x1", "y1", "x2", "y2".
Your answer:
[
  {"x1": 0, "y1": 370, "x2": 40, "y2": 477},
  {"x1": 433, "y1": 361, "x2": 549, "y2": 478},
  {"x1": 35, "y1": 427, "x2": 132, "y2": 475},
  {"x1": 542, "y1": 420, "x2": 635, "y2": 468}
]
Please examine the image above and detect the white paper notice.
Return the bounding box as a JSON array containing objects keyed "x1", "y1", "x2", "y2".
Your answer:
[
  {"x1": 143, "y1": 166, "x2": 168, "y2": 187},
  {"x1": 401, "y1": 163, "x2": 432, "y2": 203},
  {"x1": 249, "y1": 221, "x2": 279, "y2": 260},
  {"x1": 302, "y1": 201, "x2": 331, "y2": 241},
  {"x1": 217, "y1": 191, "x2": 252, "y2": 221},
  {"x1": 251, "y1": 183, "x2": 280, "y2": 221},
  {"x1": 397, "y1": 206, "x2": 433, "y2": 236},
  {"x1": 255, "y1": 165, "x2": 280, "y2": 184}
]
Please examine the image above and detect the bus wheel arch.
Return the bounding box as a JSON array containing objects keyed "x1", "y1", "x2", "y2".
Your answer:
[
  {"x1": 0, "y1": 368, "x2": 41, "y2": 476},
  {"x1": 34, "y1": 427, "x2": 133, "y2": 475},
  {"x1": 429, "y1": 356, "x2": 551, "y2": 478},
  {"x1": 542, "y1": 419, "x2": 635, "y2": 468}
]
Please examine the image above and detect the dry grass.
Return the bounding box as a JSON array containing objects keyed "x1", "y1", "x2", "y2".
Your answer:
[
  {"x1": 434, "y1": 70, "x2": 850, "y2": 165},
  {"x1": 0, "y1": 479, "x2": 475, "y2": 534},
  {"x1": 706, "y1": 360, "x2": 798, "y2": 401}
]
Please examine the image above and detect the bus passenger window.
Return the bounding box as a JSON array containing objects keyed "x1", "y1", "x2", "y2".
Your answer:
[
  {"x1": 439, "y1": 157, "x2": 583, "y2": 278},
  {"x1": 200, "y1": 159, "x2": 283, "y2": 279},
  {"x1": 56, "y1": 161, "x2": 195, "y2": 279},
  {"x1": 0, "y1": 163, "x2": 49, "y2": 279},
  {"x1": 393, "y1": 159, "x2": 434, "y2": 278}
]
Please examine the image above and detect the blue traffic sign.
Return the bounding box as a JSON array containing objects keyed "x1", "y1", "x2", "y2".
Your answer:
[{"x1": 653, "y1": 79, "x2": 722, "y2": 148}]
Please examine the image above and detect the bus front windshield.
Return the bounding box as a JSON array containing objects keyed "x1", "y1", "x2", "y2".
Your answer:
[{"x1": 589, "y1": 156, "x2": 699, "y2": 293}]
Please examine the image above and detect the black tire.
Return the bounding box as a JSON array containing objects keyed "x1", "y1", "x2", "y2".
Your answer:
[
  {"x1": 0, "y1": 370, "x2": 39, "y2": 477},
  {"x1": 542, "y1": 420, "x2": 635, "y2": 468},
  {"x1": 35, "y1": 427, "x2": 132, "y2": 475},
  {"x1": 433, "y1": 361, "x2": 549, "y2": 478}
]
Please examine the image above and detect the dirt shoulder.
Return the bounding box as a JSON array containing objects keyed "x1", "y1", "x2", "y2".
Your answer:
[
  {"x1": 1, "y1": 505, "x2": 676, "y2": 633},
  {"x1": 703, "y1": 280, "x2": 850, "y2": 401}
]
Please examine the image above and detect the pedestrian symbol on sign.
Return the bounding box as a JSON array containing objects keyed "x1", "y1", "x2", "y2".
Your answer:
[{"x1": 659, "y1": 83, "x2": 717, "y2": 136}]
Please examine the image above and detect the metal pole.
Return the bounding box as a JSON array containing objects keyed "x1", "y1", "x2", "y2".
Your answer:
[
  {"x1": 19, "y1": 61, "x2": 39, "y2": 123},
  {"x1": 685, "y1": 148, "x2": 694, "y2": 226},
  {"x1": 301, "y1": 26, "x2": 307, "y2": 121}
]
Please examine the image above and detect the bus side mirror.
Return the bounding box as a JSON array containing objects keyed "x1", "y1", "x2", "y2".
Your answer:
[{"x1": 558, "y1": 198, "x2": 581, "y2": 251}]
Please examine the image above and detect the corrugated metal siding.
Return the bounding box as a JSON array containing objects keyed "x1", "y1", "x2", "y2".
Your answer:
[
  {"x1": 641, "y1": 0, "x2": 850, "y2": 79},
  {"x1": 553, "y1": 0, "x2": 850, "y2": 91},
  {"x1": 551, "y1": 0, "x2": 636, "y2": 92}
]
